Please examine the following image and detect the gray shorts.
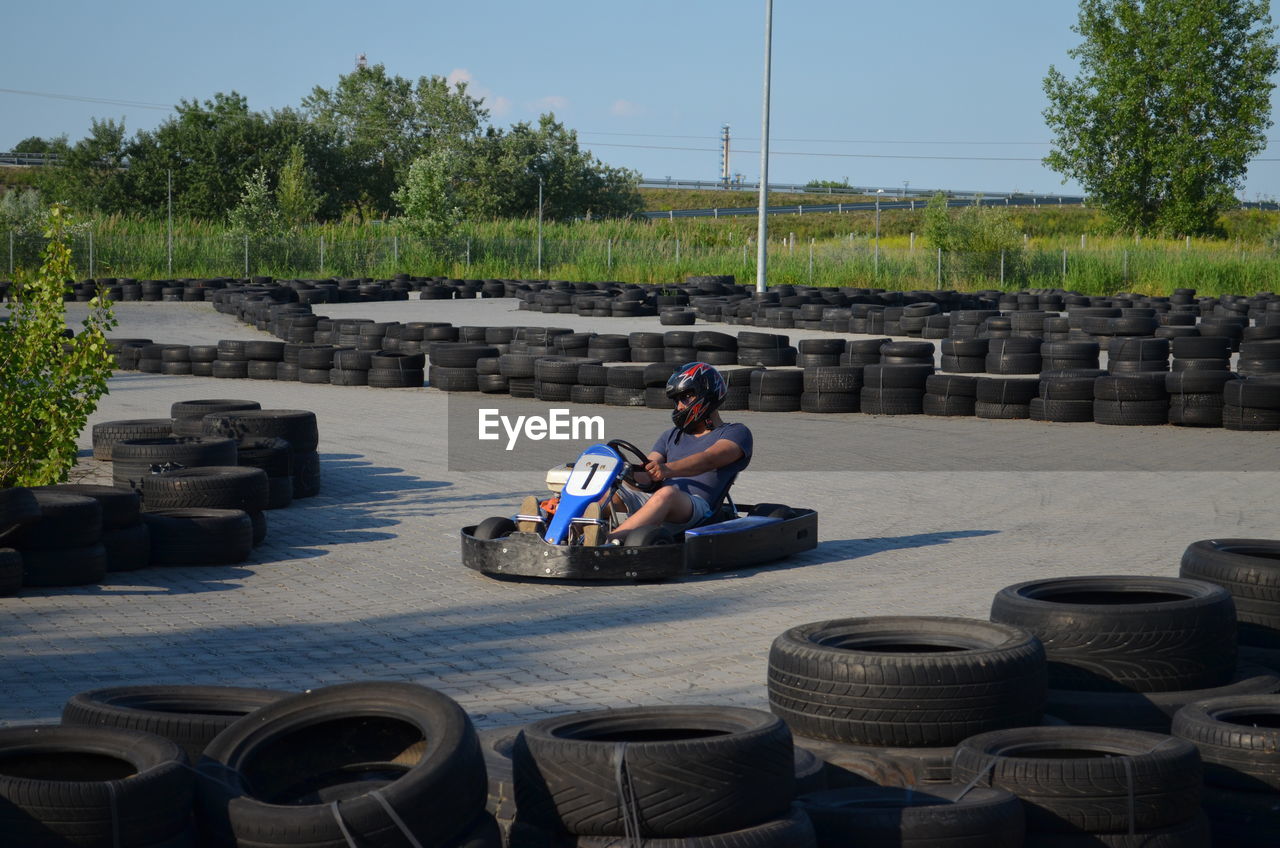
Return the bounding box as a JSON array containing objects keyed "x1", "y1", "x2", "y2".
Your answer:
[{"x1": 615, "y1": 484, "x2": 714, "y2": 532}]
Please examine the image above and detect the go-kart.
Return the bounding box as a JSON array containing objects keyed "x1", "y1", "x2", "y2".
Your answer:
[{"x1": 461, "y1": 439, "x2": 817, "y2": 581}]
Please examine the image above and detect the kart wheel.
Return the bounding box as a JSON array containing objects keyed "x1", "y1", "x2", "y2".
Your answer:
[
  {"x1": 474, "y1": 517, "x2": 517, "y2": 541},
  {"x1": 624, "y1": 526, "x2": 675, "y2": 547},
  {"x1": 750, "y1": 503, "x2": 796, "y2": 520}
]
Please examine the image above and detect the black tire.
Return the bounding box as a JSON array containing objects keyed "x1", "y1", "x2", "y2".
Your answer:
[
  {"x1": 1180, "y1": 539, "x2": 1280, "y2": 648},
  {"x1": 623, "y1": 526, "x2": 675, "y2": 547},
  {"x1": 141, "y1": 466, "x2": 270, "y2": 513},
  {"x1": 804, "y1": 366, "x2": 863, "y2": 393},
  {"x1": 1222, "y1": 403, "x2": 1280, "y2": 430},
  {"x1": 507, "y1": 807, "x2": 816, "y2": 847},
  {"x1": 1200, "y1": 784, "x2": 1280, "y2": 847},
  {"x1": 1029, "y1": 398, "x2": 1095, "y2": 422},
  {"x1": 142, "y1": 509, "x2": 253, "y2": 566},
  {"x1": 199, "y1": 409, "x2": 318, "y2": 452},
  {"x1": 749, "y1": 503, "x2": 795, "y2": 519},
  {"x1": 92, "y1": 418, "x2": 175, "y2": 460},
  {"x1": 511, "y1": 705, "x2": 794, "y2": 838},
  {"x1": 800, "y1": 391, "x2": 859, "y2": 413},
  {"x1": 101, "y1": 522, "x2": 150, "y2": 572},
  {"x1": 197, "y1": 681, "x2": 487, "y2": 848},
  {"x1": 990, "y1": 576, "x2": 1238, "y2": 693},
  {"x1": 292, "y1": 450, "x2": 321, "y2": 499},
  {"x1": 31, "y1": 484, "x2": 141, "y2": 531},
  {"x1": 974, "y1": 401, "x2": 1031, "y2": 419},
  {"x1": 62, "y1": 685, "x2": 291, "y2": 764},
  {"x1": 331, "y1": 366, "x2": 370, "y2": 386},
  {"x1": 0, "y1": 486, "x2": 40, "y2": 543},
  {"x1": 924, "y1": 393, "x2": 976, "y2": 416},
  {"x1": 211, "y1": 359, "x2": 249, "y2": 379},
  {"x1": 860, "y1": 387, "x2": 924, "y2": 415},
  {"x1": 246, "y1": 359, "x2": 278, "y2": 380},
  {"x1": 767, "y1": 617, "x2": 1047, "y2": 747},
  {"x1": 368, "y1": 367, "x2": 425, "y2": 388},
  {"x1": 750, "y1": 392, "x2": 803, "y2": 412},
  {"x1": 605, "y1": 386, "x2": 646, "y2": 406},
  {"x1": 1019, "y1": 812, "x2": 1211, "y2": 847},
  {"x1": 112, "y1": 437, "x2": 239, "y2": 493},
  {"x1": 0, "y1": 725, "x2": 193, "y2": 846},
  {"x1": 474, "y1": 517, "x2": 517, "y2": 541},
  {"x1": 1093, "y1": 398, "x2": 1169, "y2": 425},
  {"x1": 19, "y1": 542, "x2": 108, "y2": 587},
  {"x1": 1043, "y1": 664, "x2": 1280, "y2": 734},
  {"x1": 950, "y1": 726, "x2": 1202, "y2": 834},
  {"x1": 863, "y1": 363, "x2": 934, "y2": 389},
  {"x1": 797, "y1": 784, "x2": 1024, "y2": 848},
  {"x1": 570, "y1": 384, "x2": 606, "y2": 404},
  {"x1": 751, "y1": 368, "x2": 804, "y2": 395},
  {"x1": 236, "y1": 437, "x2": 294, "y2": 478},
  {"x1": 1171, "y1": 694, "x2": 1280, "y2": 792},
  {"x1": 13, "y1": 490, "x2": 102, "y2": 550},
  {"x1": 0, "y1": 547, "x2": 21, "y2": 596},
  {"x1": 430, "y1": 365, "x2": 481, "y2": 392}
]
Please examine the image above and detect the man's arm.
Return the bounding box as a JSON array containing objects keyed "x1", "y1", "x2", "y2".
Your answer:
[{"x1": 645, "y1": 439, "x2": 743, "y2": 483}]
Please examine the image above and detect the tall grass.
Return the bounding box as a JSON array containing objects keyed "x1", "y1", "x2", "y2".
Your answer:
[{"x1": 3, "y1": 211, "x2": 1280, "y2": 296}]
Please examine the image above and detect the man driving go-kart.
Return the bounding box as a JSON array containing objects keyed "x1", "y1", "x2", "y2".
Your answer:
[{"x1": 602, "y1": 362, "x2": 752, "y2": 544}]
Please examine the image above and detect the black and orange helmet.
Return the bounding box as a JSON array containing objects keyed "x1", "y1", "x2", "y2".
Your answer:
[{"x1": 665, "y1": 362, "x2": 728, "y2": 433}]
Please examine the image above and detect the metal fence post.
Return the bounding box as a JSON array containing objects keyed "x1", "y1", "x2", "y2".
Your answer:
[
  {"x1": 7, "y1": 231, "x2": 12, "y2": 276},
  {"x1": 808, "y1": 238, "x2": 814, "y2": 281},
  {"x1": 89, "y1": 230, "x2": 94, "y2": 278},
  {"x1": 467, "y1": 238, "x2": 472, "y2": 268},
  {"x1": 675, "y1": 238, "x2": 680, "y2": 264},
  {"x1": 319, "y1": 235, "x2": 325, "y2": 275},
  {"x1": 1123, "y1": 249, "x2": 1128, "y2": 282},
  {"x1": 244, "y1": 235, "x2": 249, "y2": 277},
  {"x1": 607, "y1": 238, "x2": 612, "y2": 271},
  {"x1": 1000, "y1": 249, "x2": 1005, "y2": 285},
  {"x1": 393, "y1": 235, "x2": 399, "y2": 267},
  {"x1": 1062, "y1": 249, "x2": 1067, "y2": 278},
  {"x1": 936, "y1": 248, "x2": 942, "y2": 290}
]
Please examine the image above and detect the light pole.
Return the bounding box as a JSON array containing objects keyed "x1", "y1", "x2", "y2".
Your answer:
[
  {"x1": 755, "y1": 0, "x2": 773, "y2": 294},
  {"x1": 875, "y1": 188, "x2": 884, "y2": 276}
]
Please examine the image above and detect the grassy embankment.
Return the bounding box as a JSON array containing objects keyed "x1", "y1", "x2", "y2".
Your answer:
[{"x1": 5, "y1": 170, "x2": 1280, "y2": 296}]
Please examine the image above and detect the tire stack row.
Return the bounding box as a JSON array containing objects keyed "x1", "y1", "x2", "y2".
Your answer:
[{"x1": 1, "y1": 681, "x2": 497, "y2": 848}]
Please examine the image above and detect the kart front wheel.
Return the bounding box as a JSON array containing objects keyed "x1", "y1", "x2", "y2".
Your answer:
[
  {"x1": 750, "y1": 503, "x2": 796, "y2": 520},
  {"x1": 623, "y1": 526, "x2": 675, "y2": 547},
  {"x1": 474, "y1": 517, "x2": 517, "y2": 540}
]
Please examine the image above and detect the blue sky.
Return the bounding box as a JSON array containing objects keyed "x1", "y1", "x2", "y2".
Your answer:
[{"x1": 5, "y1": 1, "x2": 1280, "y2": 200}]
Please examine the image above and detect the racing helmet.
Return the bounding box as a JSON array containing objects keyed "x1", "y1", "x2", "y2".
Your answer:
[{"x1": 665, "y1": 362, "x2": 728, "y2": 434}]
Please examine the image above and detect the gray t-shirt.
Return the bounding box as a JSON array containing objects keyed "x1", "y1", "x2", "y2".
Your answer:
[{"x1": 651, "y1": 422, "x2": 752, "y2": 505}]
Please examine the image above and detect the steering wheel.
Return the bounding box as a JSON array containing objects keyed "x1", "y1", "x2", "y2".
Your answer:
[{"x1": 607, "y1": 439, "x2": 661, "y2": 493}]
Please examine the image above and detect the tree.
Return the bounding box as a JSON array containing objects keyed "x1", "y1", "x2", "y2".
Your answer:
[
  {"x1": 0, "y1": 205, "x2": 116, "y2": 487},
  {"x1": 227, "y1": 167, "x2": 281, "y2": 238},
  {"x1": 1043, "y1": 0, "x2": 1279, "y2": 235},
  {"x1": 394, "y1": 148, "x2": 466, "y2": 243},
  {"x1": 126, "y1": 93, "x2": 311, "y2": 220},
  {"x1": 460, "y1": 114, "x2": 642, "y2": 221},
  {"x1": 276, "y1": 143, "x2": 324, "y2": 228},
  {"x1": 36, "y1": 119, "x2": 131, "y2": 214},
  {"x1": 302, "y1": 64, "x2": 487, "y2": 218},
  {"x1": 923, "y1": 193, "x2": 1024, "y2": 281}
]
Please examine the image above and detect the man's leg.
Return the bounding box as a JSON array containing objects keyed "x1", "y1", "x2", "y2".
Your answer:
[{"x1": 607, "y1": 486, "x2": 695, "y2": 542}]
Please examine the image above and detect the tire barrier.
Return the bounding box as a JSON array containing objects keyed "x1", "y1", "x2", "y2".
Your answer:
[
  {"x1": 1181, "y1": 539, "x2": 1280, "y2": 648},
  {"x1": 101, "y1": 276, "x2": 1280, "y2": 434}
]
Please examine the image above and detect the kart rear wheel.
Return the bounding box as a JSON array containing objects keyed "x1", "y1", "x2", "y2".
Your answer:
[
  {"x1": 474, "y1": 517, "x2": 517, "y2": 541},
  {"x1": 624, "y1": 526, "x2": 675, "y2": 547}
]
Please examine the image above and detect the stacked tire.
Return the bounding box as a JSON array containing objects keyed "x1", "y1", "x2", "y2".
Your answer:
[
  {"x1": 1093, "y1": 374, "x2": 1169, "y2": 425},
  {"x1": 9, "y1": 489, "x2": 107, "y2": 587},
  {"x1": 200, "y1": 409, "x2": 321, "y2": 499},
  {"x1": 860, "y1": 364, "x2": 933, "y2": 415},
  {"x1": 990, "y1": 575, "x2": 1280, "y2": 732},
  {"x1": 1167, "y1": 370, "x2": 1236, "y2": 427},
  {"x1": 1222, "y1": 376, "x2": 1280, "y2": 430},
  {"x1": 508, "y1": 705, "x2": 812, "y2": 847},
  {"x1": 802, "y1": 366, "x2": 862, "y2": 414},
  {"x1": 1172, "y1": 694, "x2": 1280, "y2": 845},
  {"x1": 1031, "y1": 371, "x2": 1101, "y2": 423},
  {"x1": 923, "y1": 374, "x2": 977, "y2": 416},
  {"x1": 1181, "y1": 539, "x2": 1280, "y2": 650},
  {"x1": 767, "y1": 617, "x2": 1047, "y2": 788},
  {"x1": 951, "y1": 726, "x2": 1209, "y2": 846}
]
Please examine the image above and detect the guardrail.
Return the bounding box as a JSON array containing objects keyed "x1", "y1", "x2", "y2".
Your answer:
[
  {"x1": 641, "y1": 195, "x2": 1091, "y2": 220},
  {"x1": 0, "y1": 152, "x2": 61, "y2": 166},
  {"x1": 637, "y1": 176, "x2": 1081, "y2": 203}
]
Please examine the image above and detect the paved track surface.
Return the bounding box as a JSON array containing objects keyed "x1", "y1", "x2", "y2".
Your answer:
[{"x1": 2, "y1": 298, "x2": 1276, "y2": 727}]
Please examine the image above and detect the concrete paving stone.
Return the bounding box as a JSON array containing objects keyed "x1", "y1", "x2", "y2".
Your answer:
[{"x1": 0, "y1": 297, "x2": 1276, "y2": 728}]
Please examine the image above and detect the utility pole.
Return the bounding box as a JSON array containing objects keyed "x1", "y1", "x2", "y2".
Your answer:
[{"x1": 720, "y1": 124, "x2": 731, "y2": 189}]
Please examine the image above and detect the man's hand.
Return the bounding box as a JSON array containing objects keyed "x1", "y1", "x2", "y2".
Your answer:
[{"x1": 644, "y1": 459, "x2": 671, "y2": 482}]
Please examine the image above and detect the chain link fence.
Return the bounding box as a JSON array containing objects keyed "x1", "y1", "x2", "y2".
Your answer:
[{"x1": 5, "y1": 228, "x2": 1279, "y2": 295}]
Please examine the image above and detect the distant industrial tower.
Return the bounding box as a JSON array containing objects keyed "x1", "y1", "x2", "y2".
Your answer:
[
  {"x1": 356, "y1": 53, "x2": 368, "y2": 70},
  {"x1": 720, "y1": 124, "x2": 731, "y2": 188}
]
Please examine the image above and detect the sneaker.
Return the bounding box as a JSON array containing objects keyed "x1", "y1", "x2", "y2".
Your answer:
[
  {"x1": 581, "y1": 500, "x2": 606, "y2": 546},
  {"x1": 517, "y1": 495, "x2": 542, "y2": 534}
]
